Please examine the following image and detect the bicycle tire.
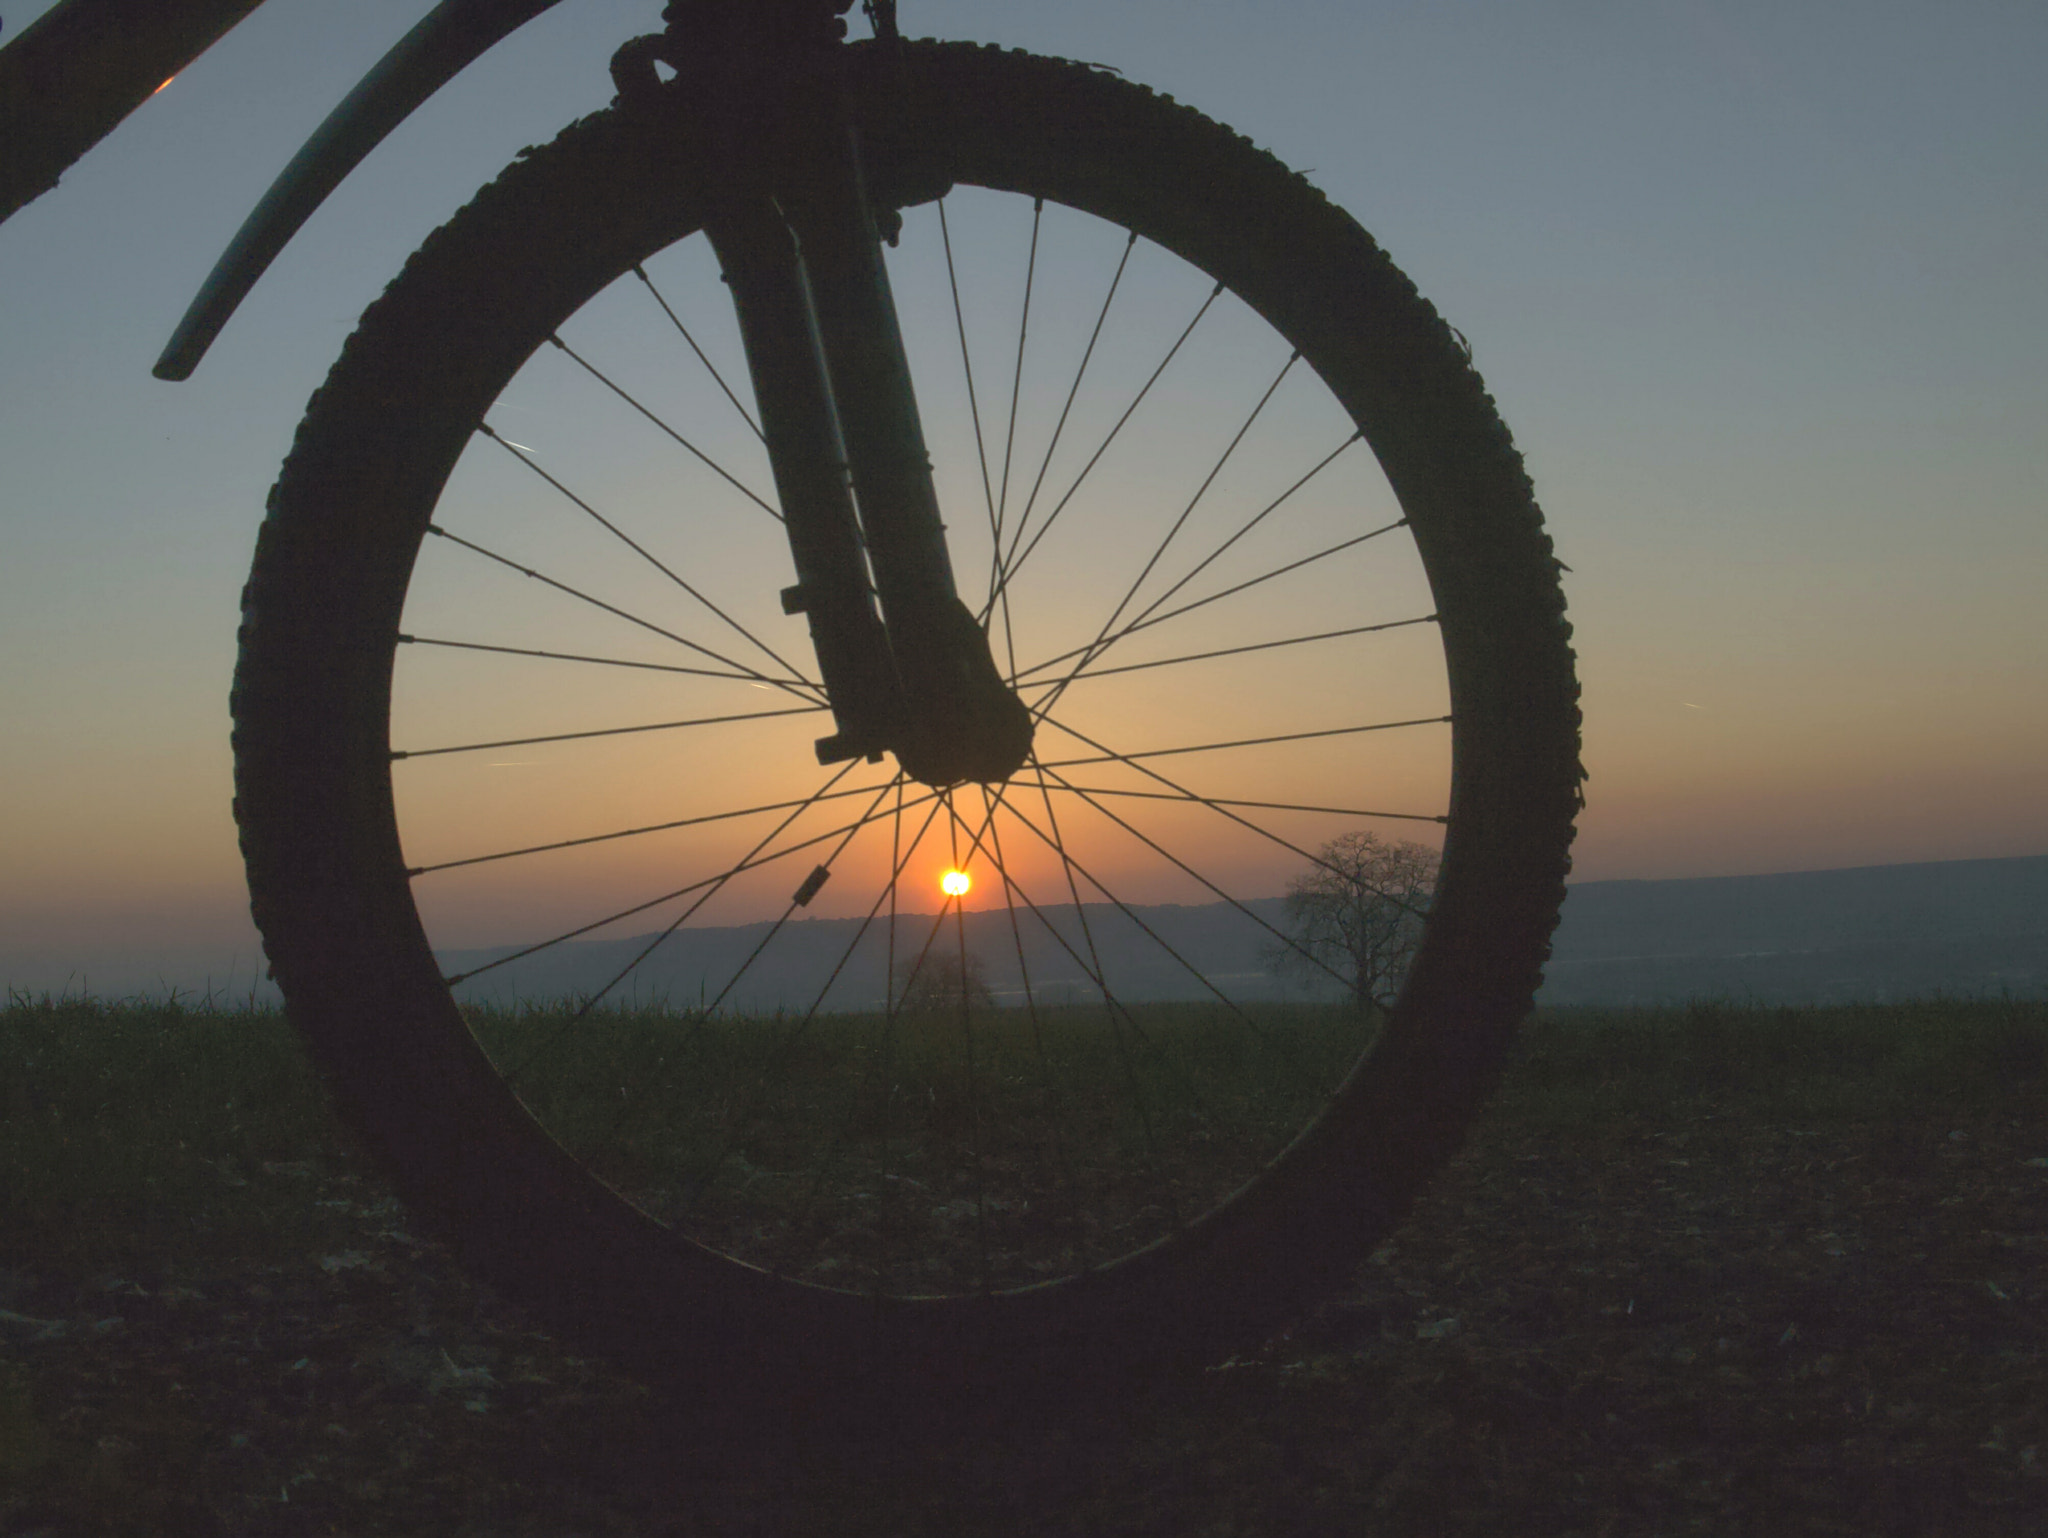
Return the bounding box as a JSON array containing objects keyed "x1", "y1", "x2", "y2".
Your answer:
[{"x1": 232, "y1": 39, "x2": 1581, "y2": 1419}]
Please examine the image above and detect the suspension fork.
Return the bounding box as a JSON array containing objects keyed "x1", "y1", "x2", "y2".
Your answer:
[
  {"x1": 705, "y1": 205, "x2": 903, "y2": 765},
  {"x1": 671, "y1": 16, "x2": 1033, "y2": 787}
]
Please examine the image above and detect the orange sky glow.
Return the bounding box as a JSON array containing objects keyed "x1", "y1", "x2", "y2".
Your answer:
[{"x1": 2, "y1": 1, "x2": 2042, "y2": 999}]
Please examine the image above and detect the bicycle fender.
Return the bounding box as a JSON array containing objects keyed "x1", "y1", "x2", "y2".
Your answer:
[{"x1": 153, "y1": 0, "x2": 562, "y2": 381}]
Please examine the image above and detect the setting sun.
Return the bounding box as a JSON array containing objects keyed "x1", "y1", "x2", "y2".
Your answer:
[{"x1": 939, "y1": 870, "x2": 971, "y2": 898}]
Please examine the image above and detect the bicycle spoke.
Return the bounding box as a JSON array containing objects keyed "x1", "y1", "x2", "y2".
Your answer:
[
  {"x1": 1014, "y1": 615, "x2": 1437, "y2": 688},
  {"x1": 989, "y1": 198, "x2": 1044, "y2": 684},
  {"x1": 999, "y1": 784, "x2": 1275, "y2": 1034},
  {"x1": 938, "y1": 197, "x2": 1027, "y2": 681},
  {"x1": 1022, "y1": 782, "x2": 1443, "y2": 826},
  {"x1": 446, "y1": 775, "x2": 940, "y2": 986},
  {"x1": 995, "y1": 197, "x2": 1042, "y2": 540},
  {"x1": 979, "y1": 785, "x2": 1088, "y2": 1270},
  {"x1": 942, "y1": 795, "x2": 993, "y2": 1288},
  {"x1": 736, "y1": 775, "x2": 1016, "y2": 1050},
  {"x1": 477, "y1": 424, "x2": 815, "y2": 688},
  {"x1": 390, "y1": 702, "x2": 824, "y2": 762},
  {"x1": 969, "y1": 839, "x2": 1135, "y2": 1027},
  {"x1": 873, "y1": 785, "x2": 1013, "y2": 1010},
  {"x1": 1032, "y1": 713, "x2": 1450, "y2": 772},
  {"x1": 1007, "y1": 430, "x2": 1370, "y2": 680},
  {"x1": 674, "y1": 789, "x2": 958, "y2": 1224},
  {"x1": 1012, "y1": 782, "x2": 1333, "y2": 1099},
  {"x1": 1018, "y1": 768, "x2": 1164, "y2": 1171},
  {"x1": 698, "y1": 775, "x2": 913, "y2": 1015},
  {"x1": 992, "y1": 228, "x2": 1139, "y2": 618},
  {"x1": 557, "y1": 774, "x2": 901, "y2": 1032},
  {"x1": 937, "y1": 197, "x2": 999, "y2": 539},
  {"x1": 407, "y1": 779, "x2": 902, "y2": 877},
  {"x1": 875, "y1": 778, "x2": 907, "y2": 1289},
  {"x1": 630, "y1": 263, "x2": 764, "y2": 441},
  {"x1": 1104, "y1": 430, "x2": 1363, "y2": 642},
  {"x1": 493, "y1": 758, "x2": 875, "y2": 1081},
  {"x1": 983, "y1": 784, "x2": 1245, "y2": 1184},
  {"x1": 1030, "y1": 517, "x2": 1407, "y2": 719},
  {"x1": 1033, "y1": 761, "x2": 1349, "y2": 997},
  {"x1": 886, "y1": 781, "x2": 905, "y2": 1013},
  {"x1": 547, "y1": 333, "x2": 782, "y2": 523},
  {"x1": 798, "y1": 779, "x2": 1037, "y2": 1280},
  {"x1": 422, "y1": 523, "x2": 822, "y2": 702},
  {"x1": 397, "y1": 633, "x2": 774, "y2": 684},
  {"x1": 985, "y1": 279, "x2": 1226, "y2": 613},
  {"x1": 1037, "y1": 711, "x2": 1439, "y2": 921},
  {"x1": 1049, "y1": 349, "x2": 1300, "y2": 707},
  {"x1": 592, "y1": 777, "x2": 944, "y2": 1235}
]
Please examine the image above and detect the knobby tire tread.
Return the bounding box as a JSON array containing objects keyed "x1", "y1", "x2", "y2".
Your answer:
[{"x1": 232, "y1": 40, "x2": 1582, "y2": 1422}]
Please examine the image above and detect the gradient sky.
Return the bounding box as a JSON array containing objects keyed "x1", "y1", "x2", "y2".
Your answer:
[{"x1": 3, "y1": 0, "x2": 2043, "y2": 995}]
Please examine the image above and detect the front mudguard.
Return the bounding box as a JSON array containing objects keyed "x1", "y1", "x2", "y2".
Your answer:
[{"x1": 153, "y1": 0, "x2": 562, "y2": 381}]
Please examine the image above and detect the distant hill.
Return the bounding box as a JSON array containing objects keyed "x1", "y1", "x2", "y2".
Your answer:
[
  {"x1": 10, "y1": 854, "x2": 2041, "y2": 1009},
  {"x1": 1540, "y1": 853, "x2": 2048, "y2": 1005},
  {"x1": 441, "y1": 897, "x2": 1298, "y2": 1014},
  {"x1": 441, "y1": 853, "x2": 2048, "y2": 1012}
]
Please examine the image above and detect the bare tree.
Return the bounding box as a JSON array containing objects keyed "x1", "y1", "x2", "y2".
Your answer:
[
  {"x1": 1269, "y1": 832, "x2": 1439, "y2": 1015},
  {"x1": 893, "y1": 946, "x2": 997, "y2": 1016}
]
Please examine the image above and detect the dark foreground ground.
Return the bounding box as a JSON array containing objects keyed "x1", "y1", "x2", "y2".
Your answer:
[{"x1": 3, "y1": 1000, "x2": 2044, "y2": 1535}]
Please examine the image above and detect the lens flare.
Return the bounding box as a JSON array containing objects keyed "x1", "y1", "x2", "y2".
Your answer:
[{"x1": 940, "y1": 870, "x2": 971, "y2": 898}]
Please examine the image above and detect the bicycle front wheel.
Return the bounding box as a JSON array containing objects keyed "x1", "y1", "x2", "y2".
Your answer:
[{"x1": 232, "y1": 40, "x2": 1580, "y2": 1415}]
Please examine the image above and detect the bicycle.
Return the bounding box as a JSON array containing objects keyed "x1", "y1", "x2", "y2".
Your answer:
[{"x1": 6, "y1": 0, "x2": 1582, "y2": 1422}]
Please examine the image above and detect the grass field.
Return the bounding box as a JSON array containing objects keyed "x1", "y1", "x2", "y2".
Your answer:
[
  {"x1": 3, "y1": 992, "x2": 2043, "y2": 1533},
  {"x1": 6, "y1": 992, "x2": 2038, "y2": 1277},
  {"x1": 472, "y1": 996, "x2": 1371, "y2": 1292}
]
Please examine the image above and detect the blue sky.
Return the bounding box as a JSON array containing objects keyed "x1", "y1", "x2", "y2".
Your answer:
[{"x1": 2, "y1": 0, "x2": 2043, "y2": 996}]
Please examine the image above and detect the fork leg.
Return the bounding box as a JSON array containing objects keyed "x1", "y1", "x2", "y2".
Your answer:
[
  {"x1": 774, "y1": 113, "x2": 1035, "y2": 787},
  {"x1": 707, "y1": 203, "x2": 902, "y2": 765},
  {"x1": 689, "y1": 13, "x2": 1031, "y2": 785}
]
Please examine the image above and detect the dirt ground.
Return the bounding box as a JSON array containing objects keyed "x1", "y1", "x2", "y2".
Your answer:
[{"x1": 5, "y1": 1053, "x2": 2044, "y2": 1536}]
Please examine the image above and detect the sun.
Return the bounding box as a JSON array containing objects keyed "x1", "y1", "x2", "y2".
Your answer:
[{"x1": 940, "y1": 869, "x2": 972, "y2": 898}]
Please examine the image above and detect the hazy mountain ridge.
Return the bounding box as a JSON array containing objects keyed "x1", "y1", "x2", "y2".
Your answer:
[
  {"x1": 9, "y1": 855, "x2": 2042, "y2": 1007},
  {"x1": 440, "y1": 897, "x2": 1298, "y2": 1013},
  {"x1": 440, "y1": 853, "x2": 2048, "y2": 1012},
  {"x1": 1538, "y1": 854, "x2": 2048, "y2": 1005}
]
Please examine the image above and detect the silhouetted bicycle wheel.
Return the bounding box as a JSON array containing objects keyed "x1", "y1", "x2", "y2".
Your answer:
[{"x1": 232, "y1": 41, "x2": 1580, "y2": 1418}]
